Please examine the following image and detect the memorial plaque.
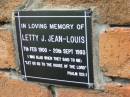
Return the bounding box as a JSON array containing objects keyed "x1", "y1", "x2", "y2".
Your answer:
[{"x1": 15, "y1": 10, "x2": 94, "y2": 88}]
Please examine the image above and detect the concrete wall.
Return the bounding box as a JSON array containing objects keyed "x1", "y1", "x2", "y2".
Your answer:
[{"x1": 0, "y1": 0, "x2": 130, "y2": 97}]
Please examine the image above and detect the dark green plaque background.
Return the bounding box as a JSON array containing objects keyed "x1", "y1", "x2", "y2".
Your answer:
[{"x1": 15, "y1": 11, "x2": 94, "y2": 88}]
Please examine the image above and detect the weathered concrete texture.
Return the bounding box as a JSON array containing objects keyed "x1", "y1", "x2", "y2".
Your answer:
[
  {"x1": 105, "y1": 83, "x2": 130, "y2": 97},
  {"x1": 0, "y1": 0, "x2": 26, "y2": 23},
  {"x1": 99, "y1": 28, "x2": 130, "y2": 79},
  {"x1": 0, "y1": 72, "x2": 52, "y2": 97},
  {"x1": 42, "y1": 0, "x2": 130, "y2": 25},
  {"x1": 43, "y1": 0, "x2": 100, "y2": 7},
  {"x1": 0, "y1": 28, "x2": 16, "y2": 69},
  {"x1": 99, "y1": 0, "x2": 130, "y2": 24},
  {"x1": 56, "y1": 87, "x2": 120, "y2": 97}
]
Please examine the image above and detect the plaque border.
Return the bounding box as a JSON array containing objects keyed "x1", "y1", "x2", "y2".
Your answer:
[{"x1": 15, "y1": 10, "x2": 94, "y2": 88}]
